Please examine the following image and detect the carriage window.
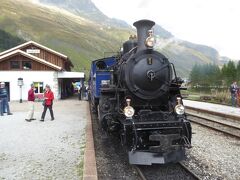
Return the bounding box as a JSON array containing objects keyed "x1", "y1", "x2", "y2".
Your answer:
[
  {"x1": 10, "y1": 61, "x2": 20, "y2": 69},
  {"x1": 22, "y1": 61, "x2": 32, "y2": 70},
  {"x1": 96, "y1": 61, "x2": 107, "y2": 70}
]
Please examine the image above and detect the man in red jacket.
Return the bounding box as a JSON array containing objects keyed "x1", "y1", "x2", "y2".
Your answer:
[
  {"x1": 40, "y1": 84, "x2": 54, "y2": 121},
  {"x1": 25, "y1": 84, "x2": 36, "y2": 122}
]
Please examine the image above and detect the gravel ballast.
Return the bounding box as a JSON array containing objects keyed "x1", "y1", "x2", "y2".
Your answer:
[
  {"x1": 183, "y1": 123, "x2": 240, "y2": 180},
  {"x1": 0, "y1": 100, "x2": 87, "y2": 179},
  {"x1": 91, "y1": 112, "x2": 140, "y2": 180},
  {"x1": 92, "y1": 111, "x2": 198, "y2": 180},
  {"x1": 93, "y1": 111, "x2": 240, "y2": 180}
]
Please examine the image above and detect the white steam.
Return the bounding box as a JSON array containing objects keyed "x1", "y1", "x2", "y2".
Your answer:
[{"x1": 155, "y1": 37, "x2": 186, "y2": 53}]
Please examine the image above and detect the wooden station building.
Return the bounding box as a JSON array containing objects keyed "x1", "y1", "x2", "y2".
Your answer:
[{"x1": 0, "y1": 41, "x2": 84, "y2": 101}]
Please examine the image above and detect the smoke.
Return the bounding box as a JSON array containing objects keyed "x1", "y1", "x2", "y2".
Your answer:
[
  {"x1": 16, "y1": 30, "x2": 31, "y2": 41},
  {"x1": 137, "y1": 0, "x2": 154, "y2": 8},
  {"x1": 29, "y1": 0, "x2": 40, "y2": 4},
  {"x1": 155, "y1": 37, "x2": 186, "y2": 53}
]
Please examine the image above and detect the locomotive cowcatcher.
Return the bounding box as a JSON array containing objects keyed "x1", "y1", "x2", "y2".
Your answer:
[{"x1": 89, "y1": 19, "x2": 192, "y2": 165}]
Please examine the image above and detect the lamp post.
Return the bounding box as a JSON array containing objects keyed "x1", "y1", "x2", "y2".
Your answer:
[{"x1": 18, "y1": 78, "x2": 24, "y2": 103}]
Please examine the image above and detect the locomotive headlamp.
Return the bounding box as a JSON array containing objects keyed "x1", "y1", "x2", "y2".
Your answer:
[
  {"x1": 145, "y1": 30, "x2": 155, "y2": 48},
  {"x1": 175, "y1": 104, "x2": 185, "y2": 115},
  {"x1": 124, "y1": 99, "x2": 135, "y2": 118},
  {"x1": 124, "y1": 106, "x2": 135, "y2": 118},
  {"x1": 174, "y1": 97, "x2": 185, "y2": 115}
]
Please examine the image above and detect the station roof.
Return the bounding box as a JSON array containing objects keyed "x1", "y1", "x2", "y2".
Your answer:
[
  {"x1": 57, "y1": 71, "x2": 85, "y2": 78},
  {"x1": 0, "y1": 41, "x2": 68, "y2": 58},
  {"x1": 0, "y1": 49, "x2": 62, "y2": 71},
  {"x1": 0, "y1": 40, "x2": 74, "y2": 68}
]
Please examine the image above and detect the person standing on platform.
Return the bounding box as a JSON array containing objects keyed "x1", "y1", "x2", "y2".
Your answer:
[
  {"x1": 82, "y1": 84, "x2": 86, "y2": 100},
  {"x1": 40, "y1": 85, "x2": 54, "y2": 121},
  {"x1": 230, "y1": 81, "x2": 238, "y2": 107},
  {"x1": 0, "y1": 82, "x2": 12, "y2": 115},
  {"x1": 0, "y1": 99, "x2": 3, "y2": 116},
  {"x1": 25, "y1": 84, "x2": 36, "y2": 122},
  {"x1": 237, "y1": 87, "x2": 240, "y2": 107},
  {"x1": 76, "y1": 82, "x2": 82, "y2": 100}
]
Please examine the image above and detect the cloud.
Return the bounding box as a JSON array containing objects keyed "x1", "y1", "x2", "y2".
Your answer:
[{"x1": 137, "y1": 0, "x2": 153, "y2": 8}]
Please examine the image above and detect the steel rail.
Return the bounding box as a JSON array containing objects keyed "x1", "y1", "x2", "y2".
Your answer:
[
  {"x1": 135, "y1": 163, "x2": 201, "y2": 180},
  {"x1": 188, "y1": 113, "x2": 240, "y2": 130},
  {"x1": 185, "y1": 106, "x2": 240, "y2": 121},
  {"x1": 187, "y1": 114, "x2": 240, "y2": 139},
  {"x1": 178, "y1": 162, "x2": 201, "y2": 180},
  {"x1": 133, "y1": 165, "x2": 147, "y2": 180}
]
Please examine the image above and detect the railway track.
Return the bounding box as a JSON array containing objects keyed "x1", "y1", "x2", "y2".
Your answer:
[
  {"x1": 90, "y1": 102, "x2": 202, "y2": 179},
  {"x1": 134, "y1": 162, "x2": 201, "y2": 180},
  {"x1": 186, "y1": 106, "x2": 240, "y2": 138}
]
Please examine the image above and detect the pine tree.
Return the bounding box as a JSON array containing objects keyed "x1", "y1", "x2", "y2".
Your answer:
[
  {"x1": 224, "y1": 61, "x2": 237, "y2": 85},
  {"x1": 189, "y1": 64, "x2": 200, "y2": 86},
  {"x1": 190, "y1": 63, "x2": 221, "y2": 87}
]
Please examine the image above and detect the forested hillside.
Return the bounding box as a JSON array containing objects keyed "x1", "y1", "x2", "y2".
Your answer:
[{"x1": 0, "y1": 29, "x2": 25, "y2": 51}]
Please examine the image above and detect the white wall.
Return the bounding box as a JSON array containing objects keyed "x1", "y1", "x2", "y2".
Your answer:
[{"x1": 0, "y1": 71, "x2": 59, "y2": 101}]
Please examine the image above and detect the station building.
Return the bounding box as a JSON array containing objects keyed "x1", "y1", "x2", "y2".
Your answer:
[{"x1": 0, "y1": 41, "x2": 84, "y2": 101}]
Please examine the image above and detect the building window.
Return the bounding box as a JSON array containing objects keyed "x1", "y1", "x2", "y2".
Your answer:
[
  {"x1": 22, "y1": 61, "x2": 32, "y2": 70},
  {"x1": 34, "y1": 82, "x2": 44, "y2": 93},
  {"x1": 10, "y1": 61, "x2": 20, "y2": 69}
]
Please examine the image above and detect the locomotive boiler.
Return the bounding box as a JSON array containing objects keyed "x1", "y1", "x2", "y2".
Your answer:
[{"x1": 89, "y1": 19, "x2": 192, "y2": 165}]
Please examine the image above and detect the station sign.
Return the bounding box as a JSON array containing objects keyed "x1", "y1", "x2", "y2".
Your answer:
[{"x1": 26, "y1": 49, "x2": 40, "y2": 54}]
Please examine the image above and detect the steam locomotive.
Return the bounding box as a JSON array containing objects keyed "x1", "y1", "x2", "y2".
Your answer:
[{"x1": 89, "y1": 19, "x2": 192, "y2": 165}]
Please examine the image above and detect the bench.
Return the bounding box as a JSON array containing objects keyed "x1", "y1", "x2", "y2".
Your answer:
[{"x1": 200, "y1": 95, "x2": 213, "y2": 101}]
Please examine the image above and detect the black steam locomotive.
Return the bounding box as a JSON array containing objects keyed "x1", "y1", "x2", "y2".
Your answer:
[{"x1": 89, "y1": 19, "x2": 192, "y2": 165}]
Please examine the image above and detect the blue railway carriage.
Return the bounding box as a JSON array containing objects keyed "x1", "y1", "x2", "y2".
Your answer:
[{"x1": 89, "y1": 56, "x2": 116, "y2": 111}]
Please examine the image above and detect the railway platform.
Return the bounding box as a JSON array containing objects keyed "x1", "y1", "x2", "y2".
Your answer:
[
  {"x1": 0, "y1": 99, "x2": 97, "y2": 179},
  {"x1": 3, "y1": 99, "x2": 238, "y2": 179},
  {"x1": 183, "y1": 100, "x2": 240, "y2": 117}
]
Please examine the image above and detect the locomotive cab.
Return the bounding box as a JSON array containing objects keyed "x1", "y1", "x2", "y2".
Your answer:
[{"x1": 89, "y1": 57, "x2": 116, "y2": 112}]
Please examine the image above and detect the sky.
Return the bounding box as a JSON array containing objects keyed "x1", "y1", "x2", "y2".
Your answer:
[{"x1": 92, "y1": 0, "x2": 240, "y2": 60}]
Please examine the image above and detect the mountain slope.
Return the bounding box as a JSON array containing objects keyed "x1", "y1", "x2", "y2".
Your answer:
[
  {"x1": 35, "y1": 0, "x2": 222, "y2": 75},
  {"x1": 0, "y1": 0, "x2": 222, "y2": 77},
  {"x1": 38, "y1": 0, "x2": 130, "y2": 28},
  {"x1": 155, "y1": 37, "x2": 220, "y2": 76},
  {"x1": 0, "y1": 0, "x2": 131, "y2": 71}
]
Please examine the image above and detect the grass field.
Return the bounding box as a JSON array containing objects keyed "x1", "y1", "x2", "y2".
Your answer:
[{"x1": 182, "y1": 89, "x2": 232, "y2": 106}]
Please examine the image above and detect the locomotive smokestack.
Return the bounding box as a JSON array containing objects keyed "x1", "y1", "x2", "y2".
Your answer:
[{"x1": 133, "y1": 19, "x2": 155, "y2": 52}]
